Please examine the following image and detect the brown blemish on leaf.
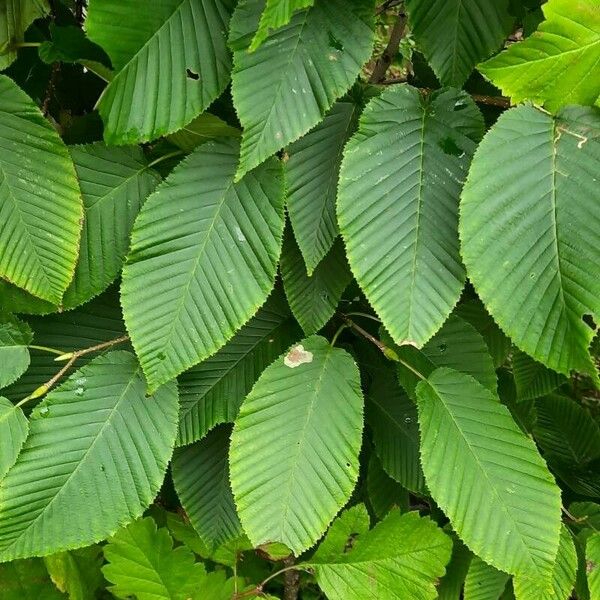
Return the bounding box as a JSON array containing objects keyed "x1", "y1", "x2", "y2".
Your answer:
[
  {"x1": 587, "y1": 559, "x2": 597, "y2": 574},
  {"x1": 284, "y1": 344, "x2": 313, "y2": 368}
]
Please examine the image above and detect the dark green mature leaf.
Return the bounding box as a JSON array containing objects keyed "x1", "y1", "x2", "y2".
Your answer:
[
  {"x1": 0, "y1": 352, "x2": 178, "y2": 561},
  {"x1": 177, "y1": 289, "x2": 300, "y2": 446},
  {"x1": 286, "y1": 101, "x2": 358, "y2": 273},
  {"x1": 512, "y1": 351, "x2": 566, "y2": 402},
  {"x1": 281, "y1": 235, "x2": 352, "y2": 335},
  {"x1": 249, "y1": 0, "x2": 314, "y2": 51},
  {"x1": 479, "y1": 0, "x2": 600, "y2": 111},
  {"x1": 121, "y1": 139, "x2": 285, "y2": 393},
  {"x1": 406, "y1": 0, "x2": 513, "y2": 87},
  {"x1": 0, "y1": 312, "x2": 32, "y2": 388},
  {"x1": 103, "y1": 517, "x2": 207, "y2": 600},
  {"x1": 0, "y1": 0, "x2": 48, "y2": 70},
  {"x1": 38, "y1": 24, "x2": 109, "y2": 66},
  {"x1": 338, "y1": 85, "x2": 483, "y2": 348},
  {"x1": 230, "y1": 335, "x2": 363, "y2": 555},
  {"x1": 460, "y1": 105, "x2": 600, "y2": 378},
  {"x1": 86, "y1": 0, "x2": 235, "y2": 144},
  {"x1": 308, "y1": 510, "x2": 453, "y2": 600},
  {"x1": 416, "y1": 368, "x2": 562, "y2": 580},
  {"x1": 0, "y1": 557, "x2": 66, "y2": 599},
  {"x1": 367, "y1": 371, "x2": 424, "y2": 493},
  {"x1": 366, "y1": 454, "x2": 409, "y2": 519},
  {"x1": 0, "y1": 75, "x2": 82, "y2": 304},
  {"x1": 44, "y1": 546, "x2": 104, "y2": 600},
  {"x1": 229, "y1": 0, "x2": 374, "y2": 178},
  {"x1": 172, "y1": 425, "x2": 242, "y2": 551},
  {"x1": 464, "y1": 557, "x2": 510, "y2": 600},
  {"x1": 63, "y1": 144, "x2": 161, "y2": 309},
  {"x1": 437, "y1": 533, "x2": 472, "y2": 600},
  {"x1": 167, "y1": 113, "x2": 240, "y2": 153},
  {"x1": 0, "y1": 281, "x2": 57, "y2": 315},
  {"x1": 0, "y1": 397, "x2": 27, "y2": 480}
]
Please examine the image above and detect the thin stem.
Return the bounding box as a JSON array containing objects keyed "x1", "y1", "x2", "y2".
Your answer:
[
  {"x1": 330, "y1": 323, "x2": 348, "y2": 347},
  {"x1": 147, "y1": 150, "x2": 186, "y2": 169},
  {"x1": 17, "y1": 335, "x2": 129, "y2": 407},
  {"x1": 344, "y1": 311, "x2": 382, "y2": 324},
  {"x1": 28, "y1": 344, "x2": 66, "y2": 356},
  {"x1": 369, "y1": 9, "x2": 407, "y2": 84},
  {"x1": 283, "y1": 556, "x2": 300, "y2": 600},
  {"x1": 12, "y1": 42, "x2": 41, "y2": 48},
  {"x1": 233, "y1": 565, "x2": 311, "y2": 600}
]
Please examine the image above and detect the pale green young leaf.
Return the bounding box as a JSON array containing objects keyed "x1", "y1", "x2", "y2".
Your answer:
[
  {"x1": 229, "y1": 0, "x2": 374, "y2": 179},
  {"x1": 464, "y1": 557, "x2": 510, "y2": 600},
  {"x1": 0, "y1": 0, "x2": 48, "y2": 69},
  {"x1": 121, "y1": 139, "x2": 285, "y2": 393},
  {"x1": 460, "y1": 105, "x2": 600, "y2": 378},
  {"x1": 587, "y1": 533, "x2": 600, "y2": 599},
  {"x1": 0, "y1": 312, "x2": 32, "y2": 389},
  {"x1": 338, "y1": 85, "x2": 483, "y2": 348},
  {"x1": 230, "y1": 335, "x2": 363, "y2": 555},
  {"x1": 44, "y1": 546, "x2": 104, "y2": 600},
  {"x1": 0, "y1": 75, "x2": 82, "y2": 304},
  {"x1": 0, "y1": 352, "x2": 178, "y2": 561},
  {"x1": 249, "y1": 0, "x2": 314, "y2": 51},
  {"x1": 479, "y1": 0, "x2": 600, "y2": 111},
  {"x1": 0, "y1": 397, "x2": 27, "y2": 480},
  {"x1": 416, "y1": 368, "x2": 562, "y2": 580},
  {"x1": 86, "y1": 0, "x2": 235, "y2": 144}
]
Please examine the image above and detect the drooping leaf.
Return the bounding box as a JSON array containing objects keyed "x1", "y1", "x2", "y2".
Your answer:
[
  {"x1": 406, "y1": 0, "x2": 513, "y2": 87},
  {"x1": 230, "y1": 335, "x2": 364, "y2": 555},
  {"x1": 0, "y1": 352, "x2": 179, "y2": 561},
  {"x1": 121, "y1": 139, "x2": 285, "y2": 393},
  {"x1": 394, "y1": 314, "x2": 497, "y2": 399},
  {"x1": 0, "y1": 75, "x2": 82, "y2": 304},
  {"x1": 63, "y1": 144, "x2": 161, "y2": 309},
  {"x1": 177, "y1": 289, "x2": 300, "y2": 446},
  {"x1": 0, "y1": 0, "x2": 48, "y2": 70},
  {"x1": 103, "y1": 517, "x2": 207, "y2": 600},
  {"x1": 0, "y1": 397, "x2": 27, "y2": 480},
  {"x1": 229, "y1": 0, "x2": 374, "y2": 178},
  {"x1": 416, "y1": 367, "x2": 562, "y2": 580},
  {"x1": 513, "y1": 524, "x2": 577, "y2": 600},
  {"x1": 286, "y1": 101, "x2": 358, "y2": 273},
  {"x1": 479, "y1": 0, "x2": 600, "y2": 111},
  {"x1": 307, "y1": 510, "x2": 453, "y2": 600},
  {"x1": 464, "y1": 557, "x2": 510, "y2": 600},
  {"x1": 338, "y1": 85, "x2": 483, "y2": 348},
  {"x1": 587, "y1": 533, "x2": 600, "y2": 600},
  {"x1": 0, "y1": 557, "x2": 66, "y2": 599},
  {"x1": 366, "y1": 370, "x2": 424, "y2": 493},
  {"x1": 172, "y1": 425, "x2": 241, "y2": 551},
  {"x1": 0, "y1": 312, "x2": 32, "y2": 388},
  {"x1": 460, "y1": 105, "x2": 600, "y2": 378},
  {"x1": 281, "y1": 234, "x2": 352, "y2": 335},
  {"x1": 249, "y1": 0, "x2": 314, "y2": 51},
  {"x1": 513, "y1": 350, "x2": 566, "y2": 402},
  {"x1": 86, "y1": 0, "x2": 235, "y2": 144},
  {"x1": 167, "y1": 113, "x2": 240, "y2": 153},
  {"x1": 44, "y1": 546, "x2": 104, "y2": 600}
]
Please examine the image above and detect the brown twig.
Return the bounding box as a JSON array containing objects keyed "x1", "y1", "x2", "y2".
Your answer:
[
  {"x1": 17, "y1": 335, "x2": 130, "y2": 406},
  {"x1": 283, "y1": 557, "x2": 300, "y2": 600},
  {"x1": 369, "y1": 10, "x2": 407, "y2": 83},
  {"x1": 376, "y1": 0, "x2": 403, "y2": 15}
]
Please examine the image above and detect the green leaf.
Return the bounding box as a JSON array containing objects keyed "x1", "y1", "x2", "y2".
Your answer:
[
  {"x1": 121, "y1": 139, "x2": 285, "y2": 393},
  {"x1": 86, "y1": 0, "x2": 235, "y2": 144},
  {"x1": 229, "y1": 0, "x2": 374, "y2": 178},
  {"x1": 177, "y1": 289, "x2": 300, "y2": 446},
  {"x1": 438, "y1": 534, "x2": 472, "y2": 600},
  {"x1": 230, "y1": 335, "x2": 363, "y2": 555},
  {"x1": 513, "y1": 350, "x2": 566, "y2": 402},
  {"x1": 172, "y1": 425, "x2": 241, "y2": 551},
  {"x1": 286, "y1": 101, "x2": 358, "y2": 273},
  {"x1": 338, "y1": 85, "x2": 483, "y2": 348},
  {"x1": 479, "y1": 0, "x2": 600, "y2": 111},
  {"x1": 167, "y1": 113, "x2": 240, "y2": 153},
  {"x1": 0, "y1": 281, "x2": 58, "y2": 315},
  {"x1": 0, "y1": 75, "x2": 82, "y2": 304},
  {"x1": 0, "y1": 312, "x2": 32, "y2": 388},
  {"x1": 406, "y1": 0, "x2": 513, "y2": 87},
  {"x1": 416, "y1": 368, "x2": 562, "y2": 580},
  {"x1": 394, "y1": 314, "x2": 497, "y2": 399},
  {"x1": 103, "y1": 517, "x2": 207, "y2": 600},
  {"x1": 0, "y1": 351, "x2": 179, "y2": 561},
  {"x1": 464, "y1": 557, "x2": 510, "y2": 600},
  {"x1": 44, "y1": 546, "x2": 104, "y2": 600},
  {"x1": 513, "y1": 524, "x2": 577, "y2": 600},
  {"x1": 587, "y1": 533, "x2": 600, "y2": 600},
  {"x1": 460, "y1": 105, "x2": 600, "y2": 378},
  {"x1": 366, "y1": 371, "x2": 424, "y2": 493},
  {"x1": 366, "y1": 454, "x2": 409, "y2": 519},
  {"x1": 281, "y1": 234, "x2": 352, "y2": 335},
  {"x1": 0, "y1": 0, "x2": 48, "y2": 70},
  {"x1": 62, "y1": 144, "x2": 161, "y2": 309},
  {"x1": 0, "y1": 557, "x2": 66, "y2": 599},
  {"x1": 249, "y1": 0, "x2": 314, "y2": 51},
  {"x1": 307, "y1": 510, "x2": 452, "y2": 600},
  {"x1": 38, "y1": 24, "x2": 110, "y2": 66},
  {"x1": 0, "y1": 397, "x2": 27, "y2": 480}
]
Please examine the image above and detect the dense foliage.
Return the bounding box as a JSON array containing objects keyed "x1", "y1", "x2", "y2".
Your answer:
[{"x1": 0, "y1": 0, "x2": 599, "y2": 598}]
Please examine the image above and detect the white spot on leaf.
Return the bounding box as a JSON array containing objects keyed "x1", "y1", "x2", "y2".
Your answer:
[{"x1": 284, "y1": 345, "x2": 313, "y2": 368}]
